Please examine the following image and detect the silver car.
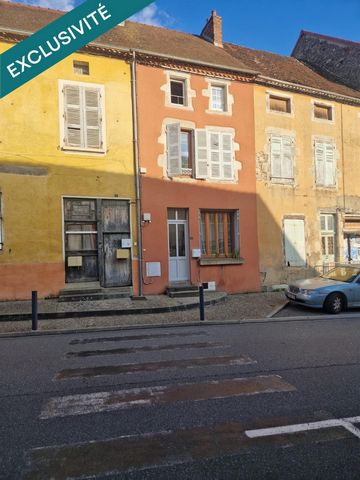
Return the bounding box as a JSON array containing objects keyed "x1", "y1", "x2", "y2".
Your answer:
[{"x1": 286, "y1": 265, "x2": 360, "y2": 314}]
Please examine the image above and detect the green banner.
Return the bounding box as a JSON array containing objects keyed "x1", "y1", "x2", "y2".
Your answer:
[{"x1": 0, "y1": 0, "x2": 153, "y2": 98}]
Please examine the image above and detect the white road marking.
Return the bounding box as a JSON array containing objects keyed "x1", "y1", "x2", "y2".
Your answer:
[
  {"x1": 40, "y1": 375, "x2": 295, "y2": 419},
  {"x1": 246, "y1": 416, "x2": 360, "y2": 439}
]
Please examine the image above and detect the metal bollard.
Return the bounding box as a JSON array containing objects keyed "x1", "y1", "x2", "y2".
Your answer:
[
  {"x1": 31, "y1": 291, "x2": 38, "y2": 331},
  {"x1": 199, "y1": 285, "x2": 205, "y2": 321}
]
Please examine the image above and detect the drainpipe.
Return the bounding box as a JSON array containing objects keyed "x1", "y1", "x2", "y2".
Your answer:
[{"x1": 131, "y1": 50, "x2": 144, "y2": 297}]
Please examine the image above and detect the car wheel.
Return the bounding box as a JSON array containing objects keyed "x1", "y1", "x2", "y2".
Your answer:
[{"x1": 324, "y1": 293, "x2": 345, "y2": 314}]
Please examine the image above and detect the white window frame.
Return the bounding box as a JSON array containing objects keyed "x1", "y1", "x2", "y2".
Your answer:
[
  {"x1": 169, "y1": 78, "x2": 187, "y2": 107},
  {"x1": 58, "y1": 80, "x2": 106, "y2": 154},
  {"x1": 320, "y1": 213, "x2": 336, "y2": 263},
  {"x1": 266, "y1": 92, "x2": 293, "y2": 116},
  {"x1": 210, "y1": 85, "x2": 227, "y2": 112},
  {"x1": 269, "y1": 135, "x2": 295, "y2": 182},
  {"x1": 166, "y1": 123, "x2": 235, "y2": 181},
  {"x1": 314, "y1": 138, "x2": 337, "y2": 187}
]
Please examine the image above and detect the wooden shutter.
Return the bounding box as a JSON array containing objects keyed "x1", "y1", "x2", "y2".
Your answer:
[
  {"x1": 270, "y1": 135, "x2": 282, "y2": 178},
  {"x1": 64, "y1": 85, "x2": 82, "y2": 148},
  {"x1": 194, "y1": 129, "x2": 208, "y2": 179},
  {"x1": 324, "y1": 143, "x2": 336, "y2": 186},
  {"x1": 281, "y1": 136, "x2": 294, "y2": 179},
  {"x1": 221, "y1": 133, "x2": 234, "y2": 180},
  {"x1": 85, "y1": 88, "x2": 102, "y2": 149},
  {"x1": 284, "y1": 218, "x2": 306, "y2": 267},
  {"x1": 209, "y1": 132, "x2": 221, "y2": 179},
  {"x1": 166, "y1": 123, "x2": 181, "y2": 177},
  {"x1": 315, "y1": 141, "x2": 325, "y2": 185}
]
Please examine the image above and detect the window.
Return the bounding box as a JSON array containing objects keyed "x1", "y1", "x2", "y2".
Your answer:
[
  {"x1": 61, "y1": 82, "x2": 104, "y2": 151},
  {"x1": 314, "y1": 103, "x2": 333, "y2": 121},
  {"x1": 269, "y1": 135, "x2": 294, "y2": 181},
  {"x1": 170, "y1": 79, "x2": 186, "y2": 106},
  {"x1": 200, "y1": 210, "x2": 237, "y2": 257},
  {"x1": 314, "y1": 140, "x2": 336, "y2": 187},
  {"x1": 0, "y1": 193, "x2": 3, "y2": 250},
  {"x1": 166, "y1": 123, "x2": 234, "y2": 181},
  {"x1": 180, "y1": 130, "x2": 193, "y2": 174},
  {"x1": 284, "y1": 218, "x2": 306, "y2": 267},
  {"x1": 320, "y1": 214, "x2": 335, "y2": 262},
  {"x1": 211, "y1": 85, "x2": 226, "y2": 111},
  {"x1": 73, "y1": 61, "x2": 89, "y2": 75},
  {"x1": 269, "y1": 95, "x2": 291, "y2": 114}
]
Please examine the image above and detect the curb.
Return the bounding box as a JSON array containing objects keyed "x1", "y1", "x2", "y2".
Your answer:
[
  {"x1": 266, "y1": 300, "x2": 289, "y2": 318},
  {"x1": 1, "y1": 311, "x2": 360, "y2": 339},
  {"x1": 0, "y1": 293, "x2": 227, "y2": 322}
]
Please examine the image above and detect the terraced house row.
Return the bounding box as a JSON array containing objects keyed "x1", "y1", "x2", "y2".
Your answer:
[{"x1": 1, "y1": 2, "x2": 360, "y2": 300}]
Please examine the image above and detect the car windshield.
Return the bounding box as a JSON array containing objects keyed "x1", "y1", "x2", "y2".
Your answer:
[{"x1": 321, "y1": 266, "x2": 360, "y2": 283}]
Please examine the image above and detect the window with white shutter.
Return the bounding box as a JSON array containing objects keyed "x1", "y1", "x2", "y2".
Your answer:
[
  {"x1": 166, "y1": 123, "x2": 182, "y2": 177},
  {"x1": 195, "y1": 130, "x2": 209, "y2": 179},
  {"x1": 314, "y1": 140, "x2": 336, "y2": 187},
  {"x1": 270, "y1": 135, "x2": 294, "y2": 181},
  {"x1": 61, "y1": 81, "x2": 104, "y2": 152}
]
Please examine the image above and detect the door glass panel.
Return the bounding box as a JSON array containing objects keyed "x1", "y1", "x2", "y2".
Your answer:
[
  {"x1": 67, "y1": 233, "x2": 97, "y2": 251},
  {"x1": 66, "y1": 224, "x2": 97, "y2": 232},
  {"x1": 178, "y1": 224, "x2": 186, "y2": 257},
  {"x1": 169, "y1": 224, "x2": 177, "y2": 257}
]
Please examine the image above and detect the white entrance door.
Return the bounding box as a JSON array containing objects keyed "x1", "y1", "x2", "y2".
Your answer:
[
  {"x1": 168, "y1": 209, "x2": 190, "y2": 282},
  {"x1": 284, "y1": 218, "x2": 306, "y2": 267}
]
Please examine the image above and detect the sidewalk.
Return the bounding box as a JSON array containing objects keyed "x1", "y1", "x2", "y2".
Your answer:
[{"x1": 0, "y1": 292, "x2": 286, "y2": 334}]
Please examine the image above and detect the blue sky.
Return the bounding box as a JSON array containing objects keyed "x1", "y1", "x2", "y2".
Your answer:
[{"x1": 12, "y1": 0, "x2": 360, "y2": 55}]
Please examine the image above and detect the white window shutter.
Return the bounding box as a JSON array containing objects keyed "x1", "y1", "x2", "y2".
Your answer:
[
  {"x1": 325, "y1": 143, "x2": 336, "y2": 186},
  {"x1": 282, "y1": 136, "x2": 294, "y2": 179},
  {"x1": 209, "y1": 132, "x2": 221, "y2": 179},
  {"x1": 270, "y1": 136, "x2": 282, "y2": 178},
  {"x1": 166, "y1": 123, "x2": 181, "y2": 177},
  {"x1": 221, "y1": 133, "x2": 234, "y2": 180},
  {"x1": 64, "y1": 85, "x2": 82, "y2": 147},
  {"x1": 315, "y1": 141, "x2": 325, "y2": 185},
  {"x1": 84, "y1": 88, "x2": 102, "y2": 149},
  {"x1": 194, "y1": 129, "x2": 208, "y2": 179}
]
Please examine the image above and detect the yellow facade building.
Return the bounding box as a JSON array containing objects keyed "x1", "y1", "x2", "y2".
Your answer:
[
  {"x1": 0, "y1": 3, "x2": 138, "y2": 300},
  {"x1": 225, "y1": 44, "x2": 360, "y2": 287}
]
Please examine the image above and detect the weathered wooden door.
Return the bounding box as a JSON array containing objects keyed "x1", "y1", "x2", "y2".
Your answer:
[{"x1": 101, "y1": 200, "x2": 132, "y2": 287}]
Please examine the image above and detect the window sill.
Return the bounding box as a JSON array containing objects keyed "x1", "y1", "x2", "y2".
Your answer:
[
  {"x1": 199, "y1": 257, "x2": 245, "y2": 266},
  {"x1": 62, "y1": 147, "x2": 106, "y2": 154}
]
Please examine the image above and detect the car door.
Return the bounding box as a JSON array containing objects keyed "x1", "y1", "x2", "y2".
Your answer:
[{"x1": 350, "y1": 276, "x2": 360, "y2": 306}]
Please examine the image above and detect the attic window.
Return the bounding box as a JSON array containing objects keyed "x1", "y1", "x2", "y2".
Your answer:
[
  {"x1": 269, "y1": 95, "x2": 291, "y2": 114},
  {"x1": 73, "y1": 61, "x2": 89, "y2": 76},
  {"x1": 314, "y1": 103, "x2": 333, "y2": 121},
  {"x1": 170, "y1": 79, "x2": 187, "y2": 106}
]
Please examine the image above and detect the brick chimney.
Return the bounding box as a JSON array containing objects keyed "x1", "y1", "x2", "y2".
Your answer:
[{"x1": 200, "y1": 10, "x2": 223, "y2": 48}]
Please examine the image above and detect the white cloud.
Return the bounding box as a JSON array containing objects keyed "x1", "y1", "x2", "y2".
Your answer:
[
  {"x1": 131, "y1": 3, "x2": 174, "y2": 28},
  {"x1": 11, "y1": 0, "x2": 76, "y2": 11}
]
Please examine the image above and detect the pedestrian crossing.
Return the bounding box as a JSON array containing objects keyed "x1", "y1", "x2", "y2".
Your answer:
[{"x1": 22, "y1": 326, "x2": 328, "y2": 479}]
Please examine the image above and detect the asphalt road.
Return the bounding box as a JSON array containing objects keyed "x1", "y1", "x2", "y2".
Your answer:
[{"x1": 2, "y1": 318, "x2": 360, "y2": 479}]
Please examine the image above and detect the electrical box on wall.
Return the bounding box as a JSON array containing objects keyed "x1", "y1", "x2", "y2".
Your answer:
[
  {"x1": 202, "y1": 281, "x2": 216, "y2": 291},
  {"x1": 143, "y1": 213, "x2": 151, "y2": 222},
  {"x1": 192, "y1": 249, "x2": 201, "y2": 258},
  {"x1": 121, "y1": 239, "x2": 132, "y2": 248},
  {"x1": 116, "y1": 249, "x2": 130, "y2": 260},
  {"x1": 146, "y1": 262, "x2": 161, "y2": 277},
  {"x1": 68, "y1": 256, "x2": 82, "y2": 267}
]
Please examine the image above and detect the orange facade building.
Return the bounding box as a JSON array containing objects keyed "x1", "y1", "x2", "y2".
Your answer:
[{"x1": 134, "y1": 13, "x2": 261, "y2": 294}]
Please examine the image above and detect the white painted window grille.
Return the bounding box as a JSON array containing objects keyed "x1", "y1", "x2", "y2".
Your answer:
[
  {"x1": 314, "y1": 140, "x2": 336, "y2": 187},
  {"x1": 62, "y1": 83, "x2": 104, "y2": 151},
  {"x1": 270, "y1": 135, "x2": 294, "y2": 181},
  {"x1": 211, "y1": 85, "x2": 226, "y2": 111},
  {"x1": 320, "y1": 214, "x2": 335, "y2": 262}
]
